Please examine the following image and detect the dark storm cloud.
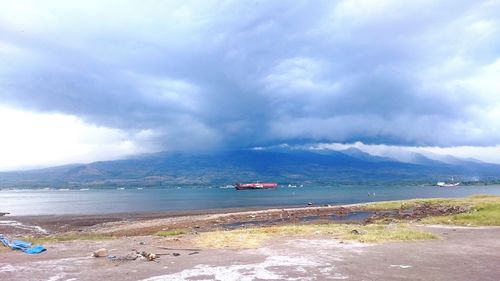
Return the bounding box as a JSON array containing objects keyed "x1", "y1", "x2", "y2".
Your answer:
[{"x1": 1, "y1": 0, "x2": 499, "y2": 150}]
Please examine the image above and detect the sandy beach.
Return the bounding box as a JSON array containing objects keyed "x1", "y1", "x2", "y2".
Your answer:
[
  {"x1": 1, "y1": 224, "x2": 499, "y2": 280},
  {"x1": 1, "y1": 197, "x2": 500, "y2": 280}
]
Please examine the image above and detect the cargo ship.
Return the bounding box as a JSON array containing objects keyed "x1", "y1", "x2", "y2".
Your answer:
[{"x1": 234, "y1": 182, "x2": 278, "y2": 190}]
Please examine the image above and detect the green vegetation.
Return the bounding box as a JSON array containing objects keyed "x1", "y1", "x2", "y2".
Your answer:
[
  {"x1": 24, "y1": 233, "x2": 115, "y2": 244},
  {"x1": 361, "y1": 198, "x2": 458, "y2": 211},
  {"x1": 361, "y1": 195, "x2": 500, "y2": 226},
  {"x1": 360, "y1": 194, "x2": 499, "y2": 210},
  {"x1": 422, "y1": 202, "x2": 500, "y2": 226},
  {"x1": 196, "y1": 195, "x2": 500, "y2": 249},
  {"x1": 156, "y1": 229, "x2": 188, "y2": 237},
  {"x1": 195, "y1": 223, "x2": 438, "y2": 249}
]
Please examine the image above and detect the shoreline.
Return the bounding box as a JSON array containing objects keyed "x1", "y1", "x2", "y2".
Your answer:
[
  {"x1": 1, "y1": 195, "x2": 499, "y2": 280},
  {"x1": 2, "y1": 195, "x2": 490, "y2": 236},
  {"x1": 2, "y1": 203, "x2": 367, "y2": 236}
]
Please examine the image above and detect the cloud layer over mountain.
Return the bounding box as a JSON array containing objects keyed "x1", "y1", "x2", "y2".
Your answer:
[{"x1": 1, "y1": 0, "x2": 499, "y2": 157}]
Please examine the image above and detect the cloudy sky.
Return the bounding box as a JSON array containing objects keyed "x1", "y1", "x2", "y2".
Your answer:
[{"x1": 0, "y1": 0, "x2": 499, "y2": 170}]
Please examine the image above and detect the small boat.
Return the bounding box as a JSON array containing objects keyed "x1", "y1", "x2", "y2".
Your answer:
[
  {"x1": 234, "y1": 182, "x2": 278, "y2": 190},
  {"x1": 436, "y1": 177, "x2": 461, "y2": 187}
]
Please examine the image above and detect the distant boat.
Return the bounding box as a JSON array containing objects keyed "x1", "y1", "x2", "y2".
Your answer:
[
  {"x1": 234, "y1": 182, "x2": 278, "y2": 190},
  {"x1": 117, "y1": 187, "x2": 125, "y2": 190},
  {"x1": 436, "y1": 177, "x2": 461, "y2": 187}
]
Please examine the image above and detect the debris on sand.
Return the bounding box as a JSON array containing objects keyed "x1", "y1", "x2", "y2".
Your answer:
[
  {"x1": 106, "y1": 250, "x2": 159, "y2": 262},
  {"x1": 140, "y1": 251, "x2": 158, "y2": 261},
  {"x1": 390, "y1": 264, "x2": 413, "y2": 269},
  {"x1": 92, "y1": 248, "x2": 108, "y2": 257},
  {"x1": 0, "y1": 235, "x2": 46, "y2": 254},
  {"x1": 107, "y1": 251, "x2": 141, "y2": 262},
  {"x1": 365, "y1": 203, "x2": 470, "y2": 222}
]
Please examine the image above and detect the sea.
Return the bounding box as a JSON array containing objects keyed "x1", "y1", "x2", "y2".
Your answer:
[{"x1": 1, "y1": 184, "x2": 500, "y2": 216}]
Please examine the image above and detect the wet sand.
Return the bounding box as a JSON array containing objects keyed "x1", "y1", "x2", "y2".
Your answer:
[
  {"x1": 1, "y1": 204, "x2": 365, "y2": 236},
  {"x1": 1, "y1": 200, "x2": 471, "y2": 237}
]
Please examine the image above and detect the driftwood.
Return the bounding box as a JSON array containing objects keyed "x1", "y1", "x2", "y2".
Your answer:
[
  {"x1": 0, "y1": 212, "x2": 9, "y2": 217},
  {"x1": 157, "y1": 247, "x2": 201, "y2": 252}
]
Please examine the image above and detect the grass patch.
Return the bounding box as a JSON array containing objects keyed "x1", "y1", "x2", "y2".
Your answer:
[
  {"x1": 361, "y1": 195, "x2": 500, "y2": 211},
  {"x1": 360, "y1": 198, "x2": 461, "y2": 211},
  {"x1": 195, "y1": 223, "x2": 437, "y2": 249},
  {"x1": 156, "y1": 229, "x2": 188, "y2": 237},
  {"x1": 23, "y1": 233, "x2": 115, "y2": 244},
  {"x1": 360, "y1": 195, "x2": 500, "y2": 226},
  {"x1": 421, "y1": 202, "x2": 500, "y2": 226}
]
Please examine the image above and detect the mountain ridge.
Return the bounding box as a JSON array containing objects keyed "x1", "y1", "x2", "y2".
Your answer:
[{"x1": 0, "y1": 149, "x2": 499, "y2": 188}]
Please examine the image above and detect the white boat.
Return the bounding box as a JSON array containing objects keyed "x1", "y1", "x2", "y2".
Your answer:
[{"x1": 436, "y1": 178, "x2": 461, "y2": 187}]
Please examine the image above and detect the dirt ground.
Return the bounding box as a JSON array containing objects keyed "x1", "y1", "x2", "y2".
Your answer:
[
  {"x1": 1, "y1": 203, "x2": 498, "y2": 280},
  {"x1": 1, "y1": 225, "x2": 499, "y2": 281}
]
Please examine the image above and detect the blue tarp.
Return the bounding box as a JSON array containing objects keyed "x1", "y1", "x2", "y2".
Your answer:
[{"x1": 0, "y1": 235, "x2": 46, "y2": 254}]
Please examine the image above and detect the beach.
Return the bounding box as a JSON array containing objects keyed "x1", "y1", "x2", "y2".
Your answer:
[
  {"x1": 1, "y1": 195, "x2": 500, "y2": 280},
  {"x1": 2, "y1": 225, "x2": 499, "y2": 281}
]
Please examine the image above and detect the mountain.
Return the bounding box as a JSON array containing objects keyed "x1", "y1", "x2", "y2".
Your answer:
[
  {"x1": 0, "y1": 149, "x2": 499, "y2": 188},
  {"x1": 338, "y1": 148, "x2": 395, "y2": 163}
]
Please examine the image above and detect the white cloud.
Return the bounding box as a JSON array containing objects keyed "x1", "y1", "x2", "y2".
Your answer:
[
  {"x1": 311, "y1": 141, "x2": 500, "y2": 164},
  {"x1": 0, "y1": 105, "x2": 158, "y2": 171}
]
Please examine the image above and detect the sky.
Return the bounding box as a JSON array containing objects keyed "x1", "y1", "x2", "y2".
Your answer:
[{"x1": 0, "y1": 0, "x2": 500, "y2": 170}]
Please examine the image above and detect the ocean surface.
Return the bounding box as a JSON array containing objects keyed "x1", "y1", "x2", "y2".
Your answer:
[{"x1": 1, "y1": 185, "x2": 500, "y2": 216}]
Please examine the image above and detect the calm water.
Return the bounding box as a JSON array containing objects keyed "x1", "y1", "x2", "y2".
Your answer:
[{"x1": 1, "y1": 185, "x2": 499, "y2": 216}]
